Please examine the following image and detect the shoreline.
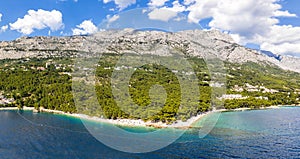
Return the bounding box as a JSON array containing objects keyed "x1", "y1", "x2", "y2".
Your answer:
[
  {"x1": 39, "y1": 108, "x2": 214, "y2": 128},
  {"x1": 0, "y1": 106, "x2": 213, "y2": 128},
  {"x1": 0, "y1": 105, "x2": 298, "y2": 128}
]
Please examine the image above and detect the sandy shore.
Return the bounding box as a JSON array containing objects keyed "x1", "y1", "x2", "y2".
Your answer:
[
  {"x1": 0, "y1": 106, "x2": 213, "y2": 128},
  {"x1": 0, "y1": 106, "x2": 34, "y2": 111},
  {"x1": 264, "y1": 105, "x2": 281, "y2": 109},
  {"x1": 38, "y1": 108, "x2": 211, "y2": 128},
  {"x1": 0, "y1": 105, "x2": 295, "y2": 128}
]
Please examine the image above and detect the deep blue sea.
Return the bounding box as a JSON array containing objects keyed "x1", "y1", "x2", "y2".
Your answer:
[{"x1": 1, "y1": 107, "x2": 300, "y2": 159}]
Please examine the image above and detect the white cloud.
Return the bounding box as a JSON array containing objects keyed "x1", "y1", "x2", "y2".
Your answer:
[
  {"x1": 229, "y1": 24, "x2": 300, "y2": 55},
  {"x1": 168, "y1": 1, "x2": 186, "y2": 13},
  {"x1": 105, "y1": 15, "x2": 120, "y2": 28},
  {"x1": 9, "y1": 9, "x2": 63, "y2": 35},
  {"x1": 230, "y1": 33, "x2": 245, "y2": 45},
  {"x1": 185, "y1": 0, "x2": 217, "y2": 23},
  {"x1": 107, "y1": 15, "x2": 120, "y2": 23},
  {"x1": 148, "y1": 0, "x2": 169, "y2": 7},
  {"x1": 72, "y1": 20, "x2": 98, "y2": 35},
  {"x1": 274, "y1": 10, "x2": 297, "y2": 17},
  {"x1": 103, "y1": 0, "x2": 136, "y2": 10},
  {"x1": 0, "y1": 25, "x2": 8, "y2": 33},
  {"x1": 103, "y1": 0, "x2": 112, "y2": 3},
  {"x1": 186, "y1": 0, "x2": 281, "y2": 37},
  {"x1": 258, "y1": 25, "x2": 300, "y2": 55},
  {"x1": 148, "y1": 8, "x2": 178, "y2": 22},
  {"x1": 183, "y1": 0, "x2": 300, "y2": 55},
  {"x1": 148, "y1": 1, "x2": 186, "y2": 22},
  {"x1": 0, "y1": 13, "x2": 8, "y2": 33},
  {"x1": 183, "y1": 0, "x2": 195, "y2": 5},
  {"x1": 260, "y1": 25, "x2": 300, "y2": 44},
  {"x1": 174, "y1": 16, "x2": 186, "y2": 22}
]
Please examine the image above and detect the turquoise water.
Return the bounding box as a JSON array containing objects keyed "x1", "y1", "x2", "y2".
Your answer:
[{"x1": 1, "y1": 107, "x2": 300, "y2": 158}]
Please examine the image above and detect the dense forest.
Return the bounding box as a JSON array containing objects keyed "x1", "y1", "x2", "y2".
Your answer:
[
  {"x1": 0, "y1": 54, "x2": 300, "y2": 124},
  {"x1": 0, "y1": 58, "x2": 75, "y2": 112}
]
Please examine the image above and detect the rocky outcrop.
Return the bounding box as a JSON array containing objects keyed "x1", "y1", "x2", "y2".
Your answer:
[
  {"x1": 1, "y1": 29, "x2": 300, "y2": 72},
  {"x1": 0, "y1": 36, "x2": 86, "y2": 59}
]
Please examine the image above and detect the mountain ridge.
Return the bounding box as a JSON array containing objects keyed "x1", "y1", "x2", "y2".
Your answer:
[{"x1": 1, "y1": 29, "x2": 300, "y2": 72}]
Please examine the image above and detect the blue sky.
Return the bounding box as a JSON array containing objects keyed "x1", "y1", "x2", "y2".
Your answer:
[{"x1": 0, "y1": 0, "x2": 300, "y2": 56}]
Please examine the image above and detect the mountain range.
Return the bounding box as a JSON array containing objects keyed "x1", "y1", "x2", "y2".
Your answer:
[{"x1": 0, "y1": 28, "x2": 300, "y2": 73}]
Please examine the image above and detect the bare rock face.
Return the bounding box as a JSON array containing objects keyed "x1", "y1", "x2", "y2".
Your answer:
[
  {"x1": 1, "y1": 29, "x2": 300, "y2": 72},
  {"x1": 278, "y1": 56, "x2": 300, "y2": 72},
  {"x1": 0, "y1": 36, "x2": 86, "y2": 59}
]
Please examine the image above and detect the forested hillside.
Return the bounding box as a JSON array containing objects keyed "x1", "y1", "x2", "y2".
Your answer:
[{"x1": 1, "y1": 54, "x2": 300, "y2": 123}]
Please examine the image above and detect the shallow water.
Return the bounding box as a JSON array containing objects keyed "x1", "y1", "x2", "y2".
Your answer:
[{"x1": 0, "y1": 107, "x2": 300, "y2": 158}]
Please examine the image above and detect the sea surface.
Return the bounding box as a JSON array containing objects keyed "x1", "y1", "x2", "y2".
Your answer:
[{"x1": 1, "y1": 107, "x2": 300, "y2": 159}]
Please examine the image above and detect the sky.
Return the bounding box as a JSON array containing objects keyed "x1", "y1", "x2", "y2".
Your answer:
[{"x1": 0, "y1": 0, "x2": 299, "y2": 56}]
